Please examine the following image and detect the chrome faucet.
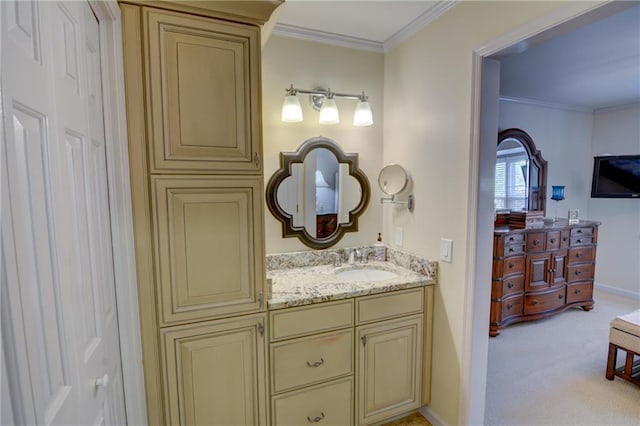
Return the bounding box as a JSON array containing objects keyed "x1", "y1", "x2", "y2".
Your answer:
[
  {"x1": 332, "y1": 252, "x2": 342, "y2": 267},
  {"x1": 348, "y1": 249, "x2": 361, "y2": 265},
  {"x1": 361, "y1": 248, "x2": 372, "y2": 264}
]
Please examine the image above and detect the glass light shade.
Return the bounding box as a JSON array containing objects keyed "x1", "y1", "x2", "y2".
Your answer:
[
  {"x1": 281, "y1": 95, "x2": 303, "y2": 122},
  {"x1": 353, "y1": 100, "x2": 373, "y2": 126},
  {"x1": 551, "y1": 185, "x2": 565, "y2": 201},
  {"x1": 319, "y1": 98, "x2": 339, "y2": 124}
]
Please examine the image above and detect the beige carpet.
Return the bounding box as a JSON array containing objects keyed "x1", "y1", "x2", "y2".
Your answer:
[
  {"x1": 382, "y1": 412, "x2": 431, "y2": 425},
  {"x1": 485, "y1": 289, "x2": 640, "y2": 425}
]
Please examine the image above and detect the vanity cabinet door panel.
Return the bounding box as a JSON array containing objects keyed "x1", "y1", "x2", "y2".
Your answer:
[
  {"x1": 153, "y1": 176, "x2": 264, "y2": 324},
  {"x1": 162, "y1": 314, "x2": 268, "y2": 426},
  {"x1": 145, "y1": 8, "x2": 261, "y2": 173},
  {"x1": 525, "y1": 253, "x2": 550, "y2": 291},
  {"x1": 357, "y1": 315, "x2": 422, "y2": 425}
]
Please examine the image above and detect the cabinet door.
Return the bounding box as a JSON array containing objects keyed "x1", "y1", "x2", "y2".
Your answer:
[
  {"x1": 144, "y1": 8, "x2": 261, "y2": 173},
  {"x1": 549, "y1": 250, "x2": 568, "y2": 287},
  {"x1": 162, "y1": 314, "x2": 268, "y2": 426},
  {"x1": 525, "y1": 252, "x2": 550, "y2": 291},
  {"x1": 153, "y1": 176, "x2": 264, "y2": 324},
  {"x1": 357, "y1": 315, "x2": 422, "y2": 425}
]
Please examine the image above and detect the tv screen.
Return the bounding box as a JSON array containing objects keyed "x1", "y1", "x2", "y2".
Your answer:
[{"x1": 591, "y1": 155, "x2": 640, "y2": 198}]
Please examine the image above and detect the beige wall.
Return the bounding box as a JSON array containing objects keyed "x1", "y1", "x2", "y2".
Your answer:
[
  {"x1": 261, "y1": 36, "x2": 384, "y2": 254},
  {"x1": 383, "y1": 2, "x2": 602, "y2": 424}
]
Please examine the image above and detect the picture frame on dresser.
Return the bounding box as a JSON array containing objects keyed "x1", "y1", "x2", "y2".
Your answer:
[{"x1": 568, "y1": 209, "x2": 579, "y2": 224}]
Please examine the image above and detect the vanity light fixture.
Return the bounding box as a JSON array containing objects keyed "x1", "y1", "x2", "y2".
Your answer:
[{"x1": 281, "y1": 84, "x2": 373, "y2": 126}]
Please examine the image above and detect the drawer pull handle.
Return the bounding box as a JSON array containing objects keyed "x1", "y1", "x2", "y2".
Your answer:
[
  {"x1": 575, "y1": 289, "x2": 582, "y2": 294},
  {"x1": 558, "y1": 294, "x2": 564, "y2": 300},
  {"x1": 576, "y1": 239, "x2": 582, "y2": 244},
  {"x1": 506, "y1": 303, "x2": 513, "y2": 310},
  {"x1": 563, "y1": 237, "x2": 568, "y2": 242},
  {"x1": 575, "y1": 270, "x2": 581, "y2": 276},
  {"x1": 550, "y1": 238, "x2": 556, "y2": 244},
  {"x1": 533, "y1": 239, "x2": 540, "y2": 245},
  {"x1": 508, "y1": 262, "x2": 515, "y2": 269},
  {"x1": 307, "y1": 413, "x2": 325, "y2": 423},
  {"x1": 577, "y1": 229, "x2": 583, "y2": 234},
  {"x1": 507, "y1": 282, "x2": 514, "y2": 289},
  {"x1": 306, "y1": 358, "x2": 325, "y2": 368},
  {"x1": 576, "y1": 252, "x2": 583, "y2": 258},
  {"x1": 532, "y1": 300, "x2": 538, "y2": 306},
  {"x1": 508, "y1": 247, "x2": 514, "y2": 252},
  {"x1": 508, "y1": 237, "x2": 515, "y2": 241}
]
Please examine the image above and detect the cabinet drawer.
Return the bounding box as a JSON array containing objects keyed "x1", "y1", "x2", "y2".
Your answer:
[
  {"x1": 356, "y1": 288, "x2": 424, "y2": 325},
  {"x1": 526, "y1": 232, "x2": 546, "y2": 252},
  {"x1": 570, "y1": 236, "x2": 594, "y2": 246},
  {"x1": 271, "y1": 329, "x2": 353, "y2": 394},
  {"x1": 505, "y1": 233, "x2": 525, "y2": 245},
  {"x1": 270, "y1": 300, "x2": 354, "y2": 341},
  {"x1": 524, "y1": 287, "x2": 566, "y2": 315},
  {"x1": 502, "y1": 295, "x2": 523, "y2": 320},
  {"x1": 494, "y1": 255, "x2": 525, "y2": 278},
  {"x1": 504, "y1": 244, "x2": 525, "y2": 256},
  {"x1": 272, "y1": 377, "x2": 354, "y2": 426},
  {"x1": 567, "y1": 264, "x2": 594, "y2": 283},
  {"x1": 571, "y1": 227, "x2": 593, "y2": 237},
  {"x1": 568, "y1": 246, "x2": 595, "y2": 265},
  {"x1": 566, "y1": 282, "x2": 593, "y2": 303},
  {"x1": 502, "y1": 275, "x2": 525, "y2": 298},
  {"x1": 546, "y1": 231, "x2": 561, "y2": 250}
]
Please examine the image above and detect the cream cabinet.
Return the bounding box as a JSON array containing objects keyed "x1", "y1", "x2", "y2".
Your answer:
[
  {"x1": 268, "y1": 287, "x2": 431, "y2": 426},
  {"x1": 120, "y1": 1, "x2": 279, "y2": 423}
]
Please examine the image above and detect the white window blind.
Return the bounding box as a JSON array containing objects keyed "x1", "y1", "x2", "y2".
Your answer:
[{"x1": 495, "y1": 155, "x2": 528, "y2": 211}]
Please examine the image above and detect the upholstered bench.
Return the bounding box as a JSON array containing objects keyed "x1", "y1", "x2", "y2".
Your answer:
[{"x1": 606, "y1": 309, "x2": 640, "y2": 386}]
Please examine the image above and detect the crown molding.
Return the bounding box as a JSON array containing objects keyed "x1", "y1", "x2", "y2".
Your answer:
[
  {"x1": 594, "y1": 101, "x2": 640, "y2": 113},
  {"x1": 272, "y1": 23, "x2": 384, "y2": 53},
  {"x1": 499, "y1": 96, "x2": 594, "y2": 113},
  {"x1": 384, "y1": 1, "x2": 459, "y2": 52}
]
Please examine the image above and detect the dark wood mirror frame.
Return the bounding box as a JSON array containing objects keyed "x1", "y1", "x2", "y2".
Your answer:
[
  {"x1": 498, "y1": 128, "x2": 548, "y2": 214},
  {"x1": 266, "y1": 137, "x2": 370, "y2": 249}
]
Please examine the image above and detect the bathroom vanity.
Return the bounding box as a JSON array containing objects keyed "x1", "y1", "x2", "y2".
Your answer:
[{"x1": 267, "y1": 251, "x2": 437, "y2": 425}]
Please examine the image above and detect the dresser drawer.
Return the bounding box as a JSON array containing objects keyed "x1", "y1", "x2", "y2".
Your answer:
[
  {"x1": 504, "y1": 244, "x2": 525, "y2": 256},
  {"x1": 524, "y1": 287, "x2": 566, "y2": 315},
  {"x1": 526, "y1": 232, "x2": 546, "y2": 252},
  {"x1": 356, "y1": 288, "x2": 424, "y2": 325},
  {"x1": 570, "y1": 236, "x2": 594, "y2": 246},
  {"x1": 270, "y1": 300, "x2": 354, "y2": 341},
  {"x1": 494, "y1": 255, "x2": 525, "y2": 278},
  {"x1": 502, "y1": 295, "x2": 523, "y2": 320},
  {"x1": 504, "y1": 233, "x2": 525, "y2": 245},
  {"x1": 567, "y1": 264, "x2": 594, "y2": 283},
  {"x1": 272, "y1": 377, "x2": 354, "y2": 426},
  {"x1": 568, "y1": 246, "x2": 595, "y2": 265},
  {"x1": 546, "y1": 231, "x2": 562, "y2": 250},
  {"x1": 502, "y1": 275, "x2": 525, "y2": 298},
  {"x1": 571, "y1": 227, "x2": 593, "y2": 237},
  {"x1": 566, "y1": 282, "x2": 593, "y2": 303},
  {"x1": 271, "y1": 329, "x2": 353, "y2": 394}
]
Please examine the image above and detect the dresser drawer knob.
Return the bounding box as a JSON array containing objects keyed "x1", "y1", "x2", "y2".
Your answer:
[
  {"x1": 574, "y1": 289, "x2": 582, "y2": 294},
  {"x1": 550, "y1": 238, "x2": 556, "y2": 244},
  {"x1": 575, "y1": 270, "x2": 582, "y2": 276},
  {"x1": 532, "y1": 300, "x2": 538, "y2": 306},
  {"x1": 307, "y1": 412, "x2": 325, "y2": 423},
  {"x1": 533, "y1": 239, "x2": 540, "y2": 245},
  {"x1": 306, "y1": 358, "x2": 325, "y2": 368},
  {"x1": 508, "y1": 262, "x2": 515, "y2": 269},
  {"x1": 506, "y1": 303, "x2": 513, "y2": 310},
  {"x1": 508, "y1": 247, "x2": 514, "y2": 253},
  {"x1": 576, "y1": 239, "x2": 582, "y2": 244},
  {"x1": 558, "y1": 294, "x2": 564, "y2": 300},
  {"x1": 507, "y1": 282, "x2": 514, "y2": 289},
  {"x1": 576, "y1": 252, "x2": 583, "y2": 258},
  {"x1": 577, "y1": 229, "x2": 583, "y2": 234},
  {"x1": 508, "y1": 236, "x2": 515, "y2": 241}
]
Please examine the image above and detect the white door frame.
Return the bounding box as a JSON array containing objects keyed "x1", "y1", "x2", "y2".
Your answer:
[
  {"x1": 87, "y1": 1, "x2": 147, "y2": 424},
  {"x1": 460, "y1": 1, "x2": 625, "y2": 425}
]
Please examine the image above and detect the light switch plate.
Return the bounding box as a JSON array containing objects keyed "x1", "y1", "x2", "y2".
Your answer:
[
  {"x1": 440, "y1": 238, "x2": 453, "y2": 263},
  {"x1": 395, "y1": 227, "x2": 404, "y2": 247}
]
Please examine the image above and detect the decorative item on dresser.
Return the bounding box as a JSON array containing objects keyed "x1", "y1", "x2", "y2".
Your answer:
[{"x1": 490, "y1": 219, "x2": 601, "y2": 337}]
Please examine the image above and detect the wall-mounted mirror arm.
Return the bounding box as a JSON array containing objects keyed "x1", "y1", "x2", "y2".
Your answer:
[
  {"x1": 381, "y1": 194, "x2": 415, "y2": 211},
  {"x1": 378, "y1": 164, "x2": 414, "y2": 212}
]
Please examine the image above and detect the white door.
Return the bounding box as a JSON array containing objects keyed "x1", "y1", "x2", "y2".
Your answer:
[{"x1": 1, "y1": 1, "x2": 127, "y2": 424}]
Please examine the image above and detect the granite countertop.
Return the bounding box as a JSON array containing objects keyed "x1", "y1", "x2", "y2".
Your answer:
[{"x1": 267, "y1": 261, "x2": 434, "y2": 310}]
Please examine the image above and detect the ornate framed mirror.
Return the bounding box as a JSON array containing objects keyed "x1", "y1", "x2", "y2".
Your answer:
[
  {"x1": 496, "y1": 128, "x2": 548, "y2": 213},
  {"x1": 265, "y1": 137, "x2": 370, "y2": 249}
]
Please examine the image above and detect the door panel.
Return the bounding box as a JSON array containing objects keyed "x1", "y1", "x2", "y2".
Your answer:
[
  {"x1": 144, "y1": 8, "x2": 261, "y2": 172},
  {"x1": 162, "y1": 315, "x2": 268, "y2": 426},
  {"x1": 153, "y1": 176, "x2": 264, "y2": 324},
  {"x1": 526, "y1": 253, "x2": 550, "y2": 290},
  {"x1": 1, "y1": 1, "x2": 126, "y2": 424}
]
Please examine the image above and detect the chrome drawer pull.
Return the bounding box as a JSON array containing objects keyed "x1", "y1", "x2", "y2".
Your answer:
[
  {"x1": 306, "y1": 358, "x2": 325, "y2": 368},
  {"x1": 307, "y1": 412, "x2": 325, "y2": 423}
]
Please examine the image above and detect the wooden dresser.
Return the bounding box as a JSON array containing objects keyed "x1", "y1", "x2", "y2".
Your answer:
[{"x1": 490, "y1": 219, "x2": 601, "y2": 337}]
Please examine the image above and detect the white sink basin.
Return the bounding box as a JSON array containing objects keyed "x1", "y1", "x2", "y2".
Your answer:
[{"x1": 335, "y1": 268, "x2": 399, "y2": 282}]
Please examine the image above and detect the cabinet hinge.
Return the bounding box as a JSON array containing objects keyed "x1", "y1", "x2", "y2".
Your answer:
[
  {"x1": 258, "y1": 292, "x2": 263, "y2": 309},
  {"x1": 258, "y1": 321, "x2": 265, "y2": 337},
  {"x1": 254, "y1": 152, "x2": 260, "y2": 167}
]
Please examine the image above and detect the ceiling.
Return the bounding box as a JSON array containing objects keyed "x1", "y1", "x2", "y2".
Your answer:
[{"x1": 274, "y1": 1, "x2": 640, "y2": 111}]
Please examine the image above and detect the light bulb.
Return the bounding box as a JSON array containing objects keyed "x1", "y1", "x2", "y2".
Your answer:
[
  {"x1": 353, "y1": 100, "x2": 373, "y2": 126},
  {"x1": 319, "y1": 98, "x2": 339, "y2": 124},
  {"x1": 281, "y1": 95, "x2": 303, "y2": 122}
]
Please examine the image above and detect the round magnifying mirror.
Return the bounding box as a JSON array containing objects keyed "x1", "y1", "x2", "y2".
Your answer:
[{"x1": 378, "y1": 164, "x2": 408, "y2": 195}]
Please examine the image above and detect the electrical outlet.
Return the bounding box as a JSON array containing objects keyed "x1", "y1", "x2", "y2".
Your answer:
[
  {"x1": 395, "y1": 227, "x2": 404, "y2": 247},
  {"x1": 440, "y1": 238, "x2": 453, "y2": 263}
]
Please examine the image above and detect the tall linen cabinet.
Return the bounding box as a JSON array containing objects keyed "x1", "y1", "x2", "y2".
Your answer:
[{"x1": 119, "y1": 1, "x2": 281, "y2": 424}]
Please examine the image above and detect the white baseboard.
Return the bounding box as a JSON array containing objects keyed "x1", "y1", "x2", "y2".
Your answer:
[
  {"x1": 420, "y1": 406, "x2": 446, "y2": 426},
  {"x1": 595, "y1": 282, "x2": 640, "y2": 300}
]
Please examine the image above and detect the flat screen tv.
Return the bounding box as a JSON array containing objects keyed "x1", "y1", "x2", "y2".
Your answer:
[{"x1": 591, "y1": 155, "x2": 640, "y2": 198}]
